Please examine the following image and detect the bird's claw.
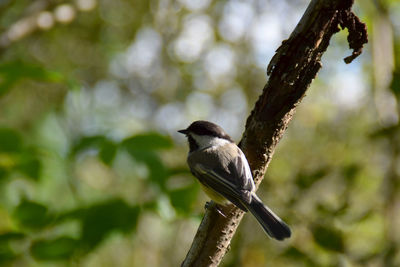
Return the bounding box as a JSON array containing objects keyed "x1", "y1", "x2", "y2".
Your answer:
[
  {"x1": 216, "y1": 205, "x2": 227, "y2": 218},
  {"x1": 204, "y1": 201, "x2": 227, "y2": 218}
]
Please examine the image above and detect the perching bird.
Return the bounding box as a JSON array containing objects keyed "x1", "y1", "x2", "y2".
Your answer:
[{"x1": 178, "y1": 120, "x2": 291, "y2": 240}]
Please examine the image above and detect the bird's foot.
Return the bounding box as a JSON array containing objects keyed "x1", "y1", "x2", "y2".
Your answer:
[
  {"x1": 204, "y1": 201, "x2": 212, "y2": 210},
  {"x1": 215, "y1": 204, "x2": 227, "y2": 218},
  {"x1": 204, "y1": 201, "x2": 227, "y2": 218}
]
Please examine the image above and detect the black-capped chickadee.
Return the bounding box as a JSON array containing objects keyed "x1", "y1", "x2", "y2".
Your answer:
[{"x1": 178, "y1": 120, "x2": 291, "y2": 241}]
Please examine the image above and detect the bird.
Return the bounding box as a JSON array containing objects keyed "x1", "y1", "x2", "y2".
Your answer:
[{"x1": 178, "y1": 120, "x2": 291, "y2": 240}]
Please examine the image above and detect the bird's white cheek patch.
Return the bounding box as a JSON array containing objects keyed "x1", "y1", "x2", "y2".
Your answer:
[{"x1": 190, "y1": 134, "x2": 231, "y2": 150}]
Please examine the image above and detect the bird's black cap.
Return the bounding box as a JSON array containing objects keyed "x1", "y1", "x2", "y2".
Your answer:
[{"x1": 178, "y1": 120, "x2": 233, "y2": 142}]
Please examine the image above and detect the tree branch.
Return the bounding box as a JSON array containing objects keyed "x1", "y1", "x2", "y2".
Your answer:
[{"x1": 181, "y1": 0, "x2": 368, "y2": 266}]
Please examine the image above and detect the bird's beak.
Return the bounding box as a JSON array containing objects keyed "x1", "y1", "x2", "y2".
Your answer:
[{"x1": 178, "y1": 129, "x2": 188, "y2": 135}]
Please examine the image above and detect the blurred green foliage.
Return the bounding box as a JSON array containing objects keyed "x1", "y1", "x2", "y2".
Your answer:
[
  {"x1": 0, "y1": 128, "x2": 41, "y2": 181},
  {"x1": 0, "y1": 0, "x2": 399, "y2": 266},
  {"x1": 0, "y1": 61, "x2": 64, "y2": 96}
]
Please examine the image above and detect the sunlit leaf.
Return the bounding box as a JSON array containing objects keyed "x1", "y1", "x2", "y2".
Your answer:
[
  {"x1": 13, "y1": 200, "x2": 52, "y2": 229},
  {"x1": 156, "y1": 195, "x2": 176, "y2": 219},
  {"x1": 30, "y1": 237, "x2": 78, "y2": 260},
  {"x1": 312, "y1": 225, "x2": 344, "y2": 252}
]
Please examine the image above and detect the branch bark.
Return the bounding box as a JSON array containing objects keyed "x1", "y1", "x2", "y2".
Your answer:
[{"x1": 181, "y1": 0, "x2": 368, "y2": 266}]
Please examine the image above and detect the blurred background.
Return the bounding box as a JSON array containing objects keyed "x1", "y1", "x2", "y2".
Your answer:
[{"x1": 0, "y1": 0, "x2": 399, "y2": 266}]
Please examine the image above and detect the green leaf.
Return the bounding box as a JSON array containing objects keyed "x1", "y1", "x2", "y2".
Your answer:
[
  {"x1": 0, "y1": 244, "x2": 18, "y2": 264},
  {"x1": 0, "y1": 232, "x2": 25, "y2": 264},
  {"x1": 295, "y1": 168, "x2": 328, "y2": 189},
  {"x1": 353, "y1": 210, "x2": 374, "y2": 222},
  {"x1": 0, "y1": 232, "x2": 25, "y2": 242},
  {"x1": 99, "y1": 140, "x2": 117, "y2": 165},
  {"x1": 0, "y1": 128, "x2": 22, "y2": 153},
  {"x1": 316, "y1": 202, "x2": 348, "y2": 217},
  {"x1": 169, "y1": 183, "x2": 199, "y2": 214},
  {"x1": 71, "y1": 136, "x2": 117, "y2": 165},
  {"x1": 341, "y1": 163, "x2": 360, "y2": 186},
  {"x1": 283, "y1": 247, "x2": 317, "y2": 266},
  {"x1": 0, "y1": 61, "x2": 64, "y2": 96},
  {"x1": 167, "y1": 167, "x2": 191, "y2": 176},
  {"x1": 312, "y1": 225, "x2": 344, "y2": 252},
  {"x1": 0, "y1": 168, "x2": 9, "y2": 181},
  {"x1": 76, "y1": 199, "x2": 140, "y2": 250},
  {"x1": 121, "y1": 133, "x2": 174, "y2": 190},
  {"x1": 122, "y1": 133, "x2": 173, "y2": 152},
  {"x1": 16, "y1": 157, "x2": 41, "y2": 180},
  {"x1": 13, "y1": 200, "x2": 52, "y2": 229},
  {"x1": 370, "y1": 125, "x2": 400, "y2": 139},
  {"x1": 66, "y1": 78, "x2": 81, "y2": 91},
  {"x1": 390, "y1": 69, "x2": 400, "y2": 98},
  {"x1": 127, "y1": 150, "x2": 168, "y2": 190},
  {"x1": 0, "y1": 131, "x2": 41, "y2": 181},
  {"x1": 30, "y1": 237, "x2": 78, "y2": 260},
  {"x1": 71, "y1": 136, "x2": 105, "y2": 154}
]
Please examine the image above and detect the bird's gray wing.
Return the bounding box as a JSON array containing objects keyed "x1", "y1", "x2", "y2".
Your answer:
[
  {"x1": 227, "y1": 150, "x2": 255, "y2": 195},
  {"x1": 191, "y1": 163, "x2": 249, "y2": 211}
]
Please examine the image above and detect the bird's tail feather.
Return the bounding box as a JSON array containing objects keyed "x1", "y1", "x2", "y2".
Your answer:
[{"x1": 245, "y1": 194, "x2": 291, "y2": 241}]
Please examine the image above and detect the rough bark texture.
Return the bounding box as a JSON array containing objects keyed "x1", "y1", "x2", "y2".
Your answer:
[{"x1": 181, "y1": 0, "x2": 368, "y2": 266}]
